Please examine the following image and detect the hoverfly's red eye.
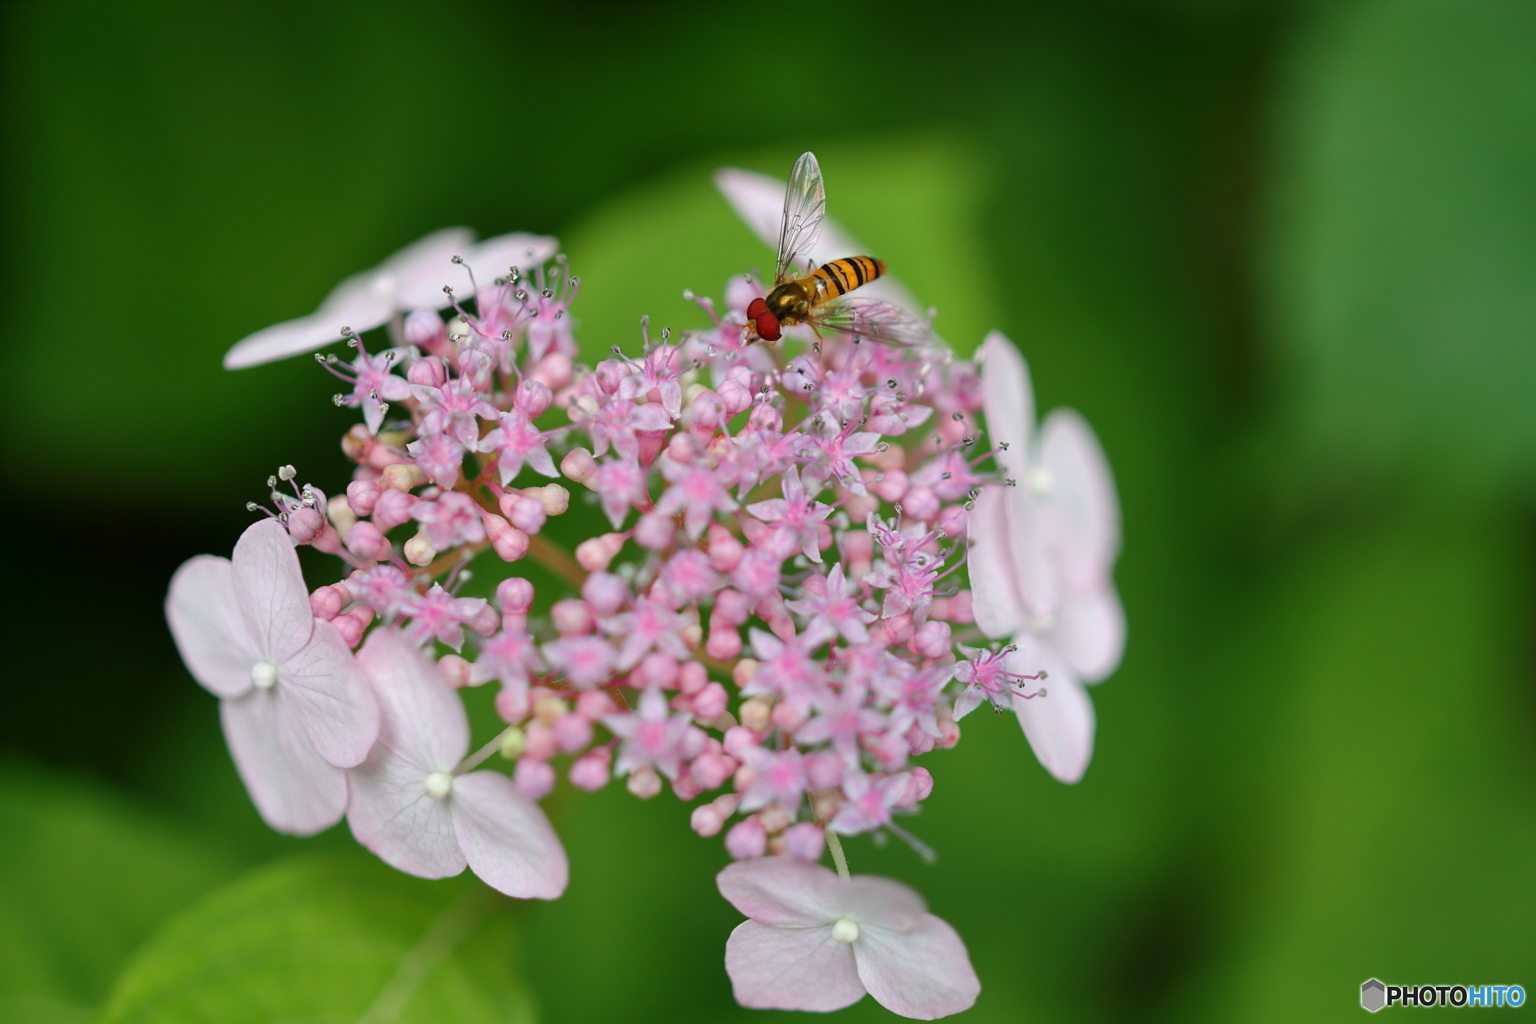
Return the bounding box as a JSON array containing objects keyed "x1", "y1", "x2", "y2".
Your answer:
[
  {"x1": 746, "y1": 297, "x2": 768, "y2": 321},
  {"x1": 755, "y1": 311, "x2": 781, "y2": 341}
]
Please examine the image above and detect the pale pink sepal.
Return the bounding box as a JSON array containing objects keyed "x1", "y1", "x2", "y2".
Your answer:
[
  {"x1": 965, "y1": 486, "x2": 1025, "y2": 639},
  {"x1": 220, "y1": 692, "x2": 347, "y2": 836},
  {"x1": 718, "y1": 859, "x2": 980, "y2": 1019},
  {"x1": 348, "y1": 627, "x2": 568, "y2": 899},
  {"x1": 1037, "y1": 408, "x2": 1121, "y2": 591},
  {"x1": 166, "y1": 556, "x2": 259, "y2": 699},
  {"x1": 1010, "y1": 641, "x2": 1095, "y2": 784}
]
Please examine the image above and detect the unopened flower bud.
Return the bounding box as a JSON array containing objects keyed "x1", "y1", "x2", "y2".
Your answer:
[
  {"x1": 804, "y1": 752, "x2": 844, "y2": 791},
  {"x1": 575, "y1": 532, "x2": 624, "y2": 571},
  {"x1": 717, "y1": 378, "x2": 752, "y2": 417},
  {"x1": 372, "y1": 488, "x2": 418, "y2": 529},
  {"x1": 739, "y1": 697, "x2": 772, "y2": 732},
  {"x1": 706, "y1": 626, "x2": 742, "y2": 660},
  {"x1": 553, "y1": 712, "x2": 593, "y2": 752},
  {"x1": 690, "y1": 802, "x2": 730, "y2": 837},
  {"x1": 515, "y1": 379, "x2": 553, "y2": 417},
  {"x1": 343, "y1": 521, "x2": 391, "y2": 562},
  {"x1": 677, "y1": 661, "x2": 707, "y2": 695},
  {"x1": 529, "y1": 352, "x2": 574, "y2": 391},
  {"x1": 770, "y1": 699, "x2": 807, "y2": 733},
  {"x1": 580, "y1": 571, "x2": 628, "y2": 615},
  {"x1": 406, "y1": 354, "x2": 446, "y2": 387},
  {"x1": 551, "y1": 599, "x2": 594, "y2": 636},
  {"x1": 286, "y1": 506, "x2": 325, "y2": 543},
  {"x1": 570, "y1": 748, "x2": 611, "y2": 791},
  {"x1": 437, "y1": 653, "x2": 472, "y2": 688},
  {"x1": 496, "y1": 686, "x2": 530, "y2": 724},
  {"x1": 403, "y1": 534, "x2": 436, "y2": 566},
  {"x1": 495, "y1": 577, "x2": 534, "y2": 615},
  {"x1": 498, "y1": 727, "x2": 526, "y2": 759},
  {"x1": 514, "y1": 757, "x2": 555, "y2": 800},
  {"x1": 468, "y1": 605, "x2": 499, "y2": 637},
  {"x1": 910, "y1": 619, "x2": 953, "y2": 659},
  {"x1": 501, "y1": 494, "x2": 546, "y2": 533},
  {"x1": 534, "y1": 483, "x2": 569, "y2": 515},
  {"x1": 310, "y1": 584, "x2": 345, "y2": 620},
  {"x1": 725, "y1": 817, "x2": 767, "y2": 860},
  {"x1": 689, "y1": 752, "x2": 734, "y2": 790},
  {"x1": 379, "y1": 463, "x2": 425, "y2": 492},
  {"x1": 937, "y1": 503, "x2": 969, "y2": 538},
  {"x1": 346, "y1": 479, "x2": 381, "y2": 517},
  {"x1": 634, "y1": 512, "x2": 675, "y2": 550},
  {"x1": 690, "y1": 682, "x2": 728, "y2": 720},
  {"x1": 903, "y1": 485, "x2": 940, "y2": 523},
  {"x1": 757, "y1": 804, "x2": 792, "y2": 834},
  {"x1": 638, "y1": 653, "x2": 679, "y2": 689},
  {"x1": 492, "y1": 525, "x2": 529, "y2": 562},
  {"x1": 575, "y1": 689, "x2": 616, "y2": 719},
  {"x1": 782, "y1": 822, "x2": 825, "y2": 862},
  {"x1": 627, "y1": 765, "x2": 663, "y2": 800},
  {"x1": 868, "y1": 468, "x2": 908, "y2": 503},
  {"x1": 732, "y1": 658, "x2": 759, "y2": 687},
  {"x1": 524, "y1": 722, "x2": 558, "y2": 761},
  {"x1": 561, "y1": 447, "x2": 599, "y2": 488}
]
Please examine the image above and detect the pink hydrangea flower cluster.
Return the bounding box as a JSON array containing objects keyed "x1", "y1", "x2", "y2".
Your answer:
[{"x1": 166, "y1": 161, "x2": 1124, "y2": 1019}]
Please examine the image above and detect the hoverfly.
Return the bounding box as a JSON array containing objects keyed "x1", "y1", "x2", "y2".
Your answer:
[{"x1": 744, "y1": 152, "x2": 935, "y2": 348}]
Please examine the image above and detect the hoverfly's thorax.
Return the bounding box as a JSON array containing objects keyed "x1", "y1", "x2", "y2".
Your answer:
[{"x1": 765, "y1": 280, "x2": 811, "y2": 323}]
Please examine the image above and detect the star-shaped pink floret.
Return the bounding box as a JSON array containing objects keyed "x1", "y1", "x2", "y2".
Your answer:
[
  {"x1": 602, "y1": 597, "x2": 692, "y2": 670},
  {"x1": 655, "y1": 455, "x2": 739, "y2": 538},
  {"x1": 400, "y1": 584, "x2": 487, "y2": 652},
  {"x1": 346, "y1": 627, "x2": 567, "y2": 899},
  {"x1": 166, "y1": 519, "x2": 379, "y2": 835},
  {"x1": 805, "y1": 415, "x2": 882, "y2": 495},
  {"x1": 745, "y1": 465, "x2": 833, "y2": 563},
  {"x1": 603, "y1": 687, "x2": 700, "y2": 781},
  {"x1": 541, "y1": 635, "x2": 619, "y2": 688},
  {"x1": 616, "y1": 344, "x2": 685, "y2": 418},
  {"x1": 412, "y1": 376, "x2": 498, "y2": 448},
  {"x1": 411, "y1": 491, "x2": 487, "y2": 550},
  {"x1": 786, "y1": 564, "x2": 876, "y2": 643},
  {"x1": 829, "y1": 769, "x2": 911, "y2": 835},
  {"x1": 738, "y1": 747, "x2": 809, "y2": 815},
  {"x1": 716, "y1": 858, "x2": 979, "y2": 1018},
  {"x1": 478, "y1": 407, "x2": 558, "y2": 485}
]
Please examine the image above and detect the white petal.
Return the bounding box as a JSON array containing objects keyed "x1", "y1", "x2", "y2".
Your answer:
[
  {"x1": 231, "y1": 519, "x2": 315, "y2": 664},
  {"x1": 980, "y1": 331, "x2": 1033, "y2": 478},
  {"x1": 1038, "y1": 408, "x2": 1121, "y2": 586},
  {"x1": 387, "y1": 226, "x2": 480, "y2": 309},
  {"x1": 854, "y1": 914, "x2": 981, "y2": 1020},
  {"x1": 717, "y1": 858, "x2": 844, "y2": 926},
  {"x1": 1010, "y1": 639, "x2": 1095, "y2": 783},
  {"x1": 840, "y1": 875, "x2": 930, "y2": 928},
  {"x1": 165, "y1": 555, "x2": 257, "y2": 698},
  {"x1": 220, "y1": 690, "x2": 346, "y2": 836},
  {"x1": 278, "y1": 618, "x2": 379, "y2": 768},
  {"x1": 355, "y1": 627, "x2": 469, "y2": 771},
  {"x1": 450, "y1": 771, "x2": 568, "y2": 900},
  {"x1": 1050, "y1": 584, "x2": 1126, "y2": 684},
  {"x1": 459, "y1": 232, "x2": 559, "y2": 286},
  {"x1": 222, "y1": 274, "x2": 389, "y2": 369},
  {"x1": 346, "y1": 740, "x2": 465, "y2": 880},
  {"x1": 724, "y1": 920, "x2": 865, "y2": 1012},
  {"x1": 966, "y1": 486, "x2": 1025, "y2": 639}
]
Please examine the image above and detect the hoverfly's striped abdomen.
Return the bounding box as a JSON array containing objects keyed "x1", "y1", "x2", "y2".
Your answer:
[{"x1": 811, "y1": 256, "x2": 886, "y2": 301}]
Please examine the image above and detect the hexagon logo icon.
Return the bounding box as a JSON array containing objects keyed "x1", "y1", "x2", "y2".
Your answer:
[{"x1": 1361, "y1": 979, "x2": 1386, "y2": 1012}]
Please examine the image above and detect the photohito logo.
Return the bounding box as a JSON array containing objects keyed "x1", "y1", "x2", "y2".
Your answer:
[{"x1": 1361, "y1": 979, "x2": 1526, "y2": 1012}]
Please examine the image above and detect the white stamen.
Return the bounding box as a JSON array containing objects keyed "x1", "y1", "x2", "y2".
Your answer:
[
  {"x1": 423, "y1": 771, "x2": 453, "y2": 800},
  {"x1": 831, "y1": 917, "x2": 860, "y2": 943},
  {"x1": 251, "y1": 661, "x2": 279, "y2": 689}
]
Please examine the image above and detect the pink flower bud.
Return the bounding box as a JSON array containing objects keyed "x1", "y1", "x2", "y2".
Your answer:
[
  {"x1": 551, "y1": 598, "x2": 594, "y2": 636},
  {"x1": 677, "y1": 660, "x2": 707, "y2": 695},
  {"x1": 910, "y1": 619, "x2": 953, "y2": 659},
  {"x1": 286, "y1": 506, "x2": 325, "y2": 543},
  {"x1": 666, "y1": 432, "x2": 698, "y2": 465},
  {"x1": 909, "y1": 765, "x2": 934, "y2": 802},
  {"x1": 406, "y1": 354, "x2": 446, "y2": 387},
  {"x1": 689, "y1": 752, "x2": 734, "y2": 790},
  {"x1": 437, "y1": 654, "x2": 472, "y2": 688},
  {"x1": 782, "y1": 822, "x2": 826, "y2": 862},
  {"x1": 378, "y1": 462, "x2": 425, "y2": 492},
  {"x1": 593, "y1": 359, "x2": 628, "y2": 394},
  {"x1": 626, "y1": 765, "x2": 663, "y2": 799},
  {"x1": 932, "y1": 589, "x2": 974, "y2": 624},
  {"x1": 570, "y1": 749, "x2": 611, "y2": 791},
  {"x1": 468, "y1": 605, "x2": 499, "y2": 637},
  {"x1": 717, "y1": 378, "x2": 753, "y2": 416},
  {"x1": 732, "y1": 658, "x2": 759, "y2": 688},
  {"x1": 714, "y1": 588, "x2": 752, "y2": 625},
  {"x1": 706, "y1": 523, "x2": 743, "y2": 571},
  {"x1": 840, "y1": 529, "x2": 874, "y2": 574},
  {"x1": 576, "y1": 689, "x2": 617, "y2": 720},
  {"x1": 690, "y1": 802, "x2": 729, "y2": 837},
  {"x1": 937, "y1": 503, "x2": 969, "y2": 538},
  {"x1": 733, "y1": 764, "x2": 759, "y2": 793},
  {"x1": 310, "y1": 585, "x2": 345, "y2": 620},
  {"x1": 504, "y1": 495, "x2": 547, "y2": 534},
  {"x1": 496, "y1": 577, "x2": 534, "y2": 614},
  {"x1": 871, "y1": 730, "x2": 909, "y2": 770},
  {"x1": 516, "y1": 379, "x2": 553, "y2": 417},
  {"x1": 580, "y1": 571, "x2": 628, "y2": 615},
  {"x1": 561, "y1": 446, "x2": 599, "y2": 488},
  {"x1": 402, "y1": 534, "x2": 436, "y2": 567},
  {"x1": 638, "y1": 653, "x2": 679, "y2": 689},
  {"x1": 770, "y1": 699, "x2": 807, "y2": 733},
  {"x1": 492, "y1": 525, "x2": 529, "y2": 562},
  {"x1": 344, "y1": 480, "x2": 379, "y2": 519},
  {"x1": 738, "y1": 697, "x2": 771, "y2": 732},
  {"x1": 706, "y1": 626, "x2": 742, "y2": 660},
  {"x1": 902, "y1": 485, "x2": 941, "y2": 523},
  {"x1": 634, "y1": 512, "x2": 675, "y2": 551},
  {"x1": 343, "y1": 521, "x2": 391, "y2": 561},
  {"x1": 575, "y1": 532, "x2": 624, "y2": 572},
  {"x1": 723, "y1": 726, "x2": 761, "y2": 761},
  {"x1": 553, "y1": 712, "x2": 593, "y2": 753},
  {"x1": 869, "y1": 468, "x2": 908, "y2": 503},
  {"x1": 523, "y1": 722, "x2": 558, "y2": 761},
  {"x1": 331, "y1": 610, "x2": 368, "y2": 648},
  {"x1": 535, "y1": 484, "x2": 570, "y2": 515},
  {"x1": 372, "y1": 489, "x2": 418, "y2": 529},
  {"x1": 514, "y1": 757, "x2": 555, "y2": 800},
  {"x1": 804, "y1": 752, "x2": 845, "y2": 790},
  {"x1": 496, "y1": 683, "x2": 530, "y2": 723},
  {"x1": 690, "y1": 681, "x2": 728, "y2": 720},
  {"x1": 725, "y1": 817, "x2": 767, "y2": 860},
  {"x1": 529, "y1": 352, "x2": 574, "y2": 391},
  {"x1": 672, "y1": 773, "x2": 703, "y2": 801}
]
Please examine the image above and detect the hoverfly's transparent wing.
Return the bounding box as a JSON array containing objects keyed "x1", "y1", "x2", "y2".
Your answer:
[
  {"x1": 808, "y1": 297, "x2": 937, "y2": 348},
  {"x1": 774, "y1": 152, "x2": 826, "y2": 285}
]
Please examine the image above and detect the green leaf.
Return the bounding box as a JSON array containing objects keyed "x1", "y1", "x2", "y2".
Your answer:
[
  {"x1": 0, "y1": 760, "x2": 236, "y2": 1016},
  {"x1": 100, "y1": 851, "x2": 536, "y2": 1024},
  {"x1": 1266, "y1": 0, "x2": 1536, "y2": 488}
]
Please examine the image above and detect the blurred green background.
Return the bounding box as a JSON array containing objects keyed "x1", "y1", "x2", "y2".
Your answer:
[{"x1": 2, "y1": 0, "x2": 1532, "y2": 1021}]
